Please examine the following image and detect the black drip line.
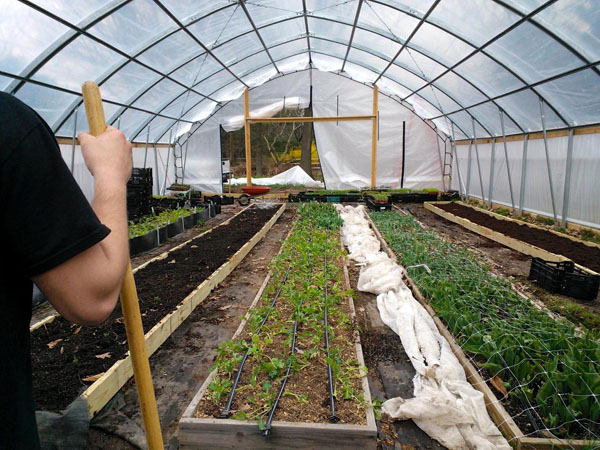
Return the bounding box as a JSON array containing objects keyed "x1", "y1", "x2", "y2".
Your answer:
[
  {"x1": 220, "y1": 262, "x2": 294, "y2": 418},
  {"x1": 262, "y1": 239, "x2": 317, "y2": 436},
  {"x1": 323, "y1": 246, "x2": 339, "y2": 422}
]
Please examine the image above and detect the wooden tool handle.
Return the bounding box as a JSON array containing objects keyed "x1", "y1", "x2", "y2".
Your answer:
[
  {"x1": 81, "y1": 82, "x2": 107, "y2": 136},
  {"x1": 81, "y1": 82, "x2": 164, "y2": 449}
]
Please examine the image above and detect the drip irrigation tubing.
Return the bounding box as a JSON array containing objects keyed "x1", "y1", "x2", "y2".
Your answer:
[
  {"x1": 221, "y1": 262, "x2": 293, "y2": 418},
  {"x1": 262, "y1": 240, "x2": 316, "y2": 436},
  {"x1": 323, "y1": 247, "x2": 338, "y2": 423}
]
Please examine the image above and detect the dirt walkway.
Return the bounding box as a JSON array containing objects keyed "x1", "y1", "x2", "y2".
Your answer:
[
  {"x1": 349, "y1": 263, "x2": 447, "y2": 450},
  {"x1": 85, "y1": 207, "x2": 295, "y2": 449}
]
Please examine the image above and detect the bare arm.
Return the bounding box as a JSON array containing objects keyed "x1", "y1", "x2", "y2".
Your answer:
[{"x1": 33, "y1": 126, "x2": 132, "y2": 325}]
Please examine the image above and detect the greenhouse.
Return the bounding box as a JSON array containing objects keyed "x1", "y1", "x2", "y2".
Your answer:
[{"x1": 1, "y1": 0, "x2": 599, "y2": 449}]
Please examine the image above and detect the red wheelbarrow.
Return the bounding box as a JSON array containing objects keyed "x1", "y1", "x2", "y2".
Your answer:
[{"x1": 238, "y1": 185, "x2": 271, "y2": 206}]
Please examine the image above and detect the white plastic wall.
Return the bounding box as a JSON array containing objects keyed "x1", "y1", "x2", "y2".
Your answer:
[
  {"x1": 181, "y1": 69, "x2": 443, "y2": 193},
  {"x1": 452, "y1": 133, "x2": 600, "y2": 229},
  {"x1": 311, "y1": 71, "x2": 443, "y2": 190},
  {"x1": 59, "y1": 144, "x2": 170, "y2": 202}
]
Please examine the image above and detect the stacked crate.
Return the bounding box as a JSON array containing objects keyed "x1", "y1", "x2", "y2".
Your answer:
[{"x1": 127, "y1": 168, "x2": 152, "y2": 221}]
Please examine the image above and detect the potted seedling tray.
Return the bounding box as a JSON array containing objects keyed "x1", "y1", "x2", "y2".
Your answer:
[
  {"x1": 179, "y1": 203, "x2": 377, "y2": 449},
  {"x1": 30, "y1": 205, "x2": 286, "y2": 419}
]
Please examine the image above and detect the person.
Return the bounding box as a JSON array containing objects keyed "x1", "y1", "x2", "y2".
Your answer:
[{"x1": 0, "y1": 92, "x2": 132, "y2": 448}]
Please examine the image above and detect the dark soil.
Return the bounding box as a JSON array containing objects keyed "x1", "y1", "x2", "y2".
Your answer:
[
  {"x1": 31, "y1": 205, "x2": 279, "y2": 412},
  {"x1": 84, "y1": 207, "x2": 296, "y2": 449},
  {"x1": 436, "y1": 202, "x2": 600, "y2": 273}
]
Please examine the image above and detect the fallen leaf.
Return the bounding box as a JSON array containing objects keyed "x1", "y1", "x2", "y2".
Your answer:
[
  {"x1": 47, "y1": 338, "x2": 62, "y2": 349},
  {"x1": 490, "y1": 375, "x2": 508, "y2": 399},
  {"x1": 60, "y1": 346, "x2": 64, "y2": 354},
  {"x1": 218, "y1": 305, "x2": 232, "y2": 311},
  {"x1": 95, "y1": 352, "x2": 111, "y2": 359},
  {"x1": 72, "y1": 326, "x2": 82, "y2": 335},
  {"x1": 82, "y1": 373, "x2": 105, "y2": 382},
  {"x1": 168, "y1": 259, "x2": 176, "y2": 264},
  {"x1": 190, "y1": 245, "x2": 198, "y2": 249}
]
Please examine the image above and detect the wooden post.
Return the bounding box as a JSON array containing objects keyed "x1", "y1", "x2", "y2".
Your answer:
[
  {"x1": 244, "y1": 88, "x2": 252, "y2": 187},
  {"x1": 81, "y1": 81, "x2": 164, "y2": 450},
  {"x1": 371, "y1": 85, "x2": 378, "y2": 188}
]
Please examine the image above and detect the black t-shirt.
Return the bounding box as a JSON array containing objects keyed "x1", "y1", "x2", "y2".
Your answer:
[{"x1": 0, "y1": 92, "x2": 110, "y2": 448}]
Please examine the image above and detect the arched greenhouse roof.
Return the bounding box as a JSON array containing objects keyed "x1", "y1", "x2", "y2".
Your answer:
[{"x1": 1, "y1": 0, "x2": 599, "y2": 144}]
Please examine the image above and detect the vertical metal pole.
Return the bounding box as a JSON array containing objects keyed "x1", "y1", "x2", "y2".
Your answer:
[
  {"x1": 561, "y1": 129, "x2": 574, "y2": 228},
  {"x1": 519, "y1": 135, "x2": 529, "y2": 216},
  {"x1": 435, "y1": 131, "x2": 446, "y2": 192},
  {"x1": 116, "y1": 116, "x2": 122, "y2": 130},
  {"x1": 539, "y1": 98, "x2": 558, "y2": 226},
  {"x1": 143, "y1": 126, "x2": 150, "y2": 169},
  {"x1": 244, "y1": 89, "x2": 252, "y2": 186},
  {"x1": 452, "y1": 140, "x2": 466, "y2": 197},
  {"x1": 488, "y1": 138, "x2": 496, "y2": 209},
  {"x1": 466, "y1": 140, "x2": 473, "y2": 201},
  {"x1": 161, "y1": 130, "x2": 172, "y2": 195},
  {"x1": 400, "y1": 120, "x2": 406, "y2": 188},
  {"x1": 471, "y1": 117, "x2": 486, "y2": 205},
  {"x1": 499, "y1": 110, "x2": 517, "y2": 215},
  {"x1": 154, "y1": 143, "x2": 160, "y2": 196},
  {"x1": 69, "y1": 108, "x2": 78, "y2": 173},
  {"x1": 370, "y1": 85, "x2": 378, "y2": 188},
  {"x1": 182, "y1": 137, "x2": 190, "y2": 185}
]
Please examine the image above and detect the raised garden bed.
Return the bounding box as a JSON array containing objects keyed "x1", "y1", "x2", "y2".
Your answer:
[
  {"x1": 30, "y1": 204, "x2": 284, "y2": 416},
  {"x1": 430, "y1": 202, "x2": 600, "y2": 274},
  {"x1": 179, "y1": 203, "x2": 377, "y2": 449},
  {"x1": 371, "y1": 210, "x2": 600, "y2": 446}
]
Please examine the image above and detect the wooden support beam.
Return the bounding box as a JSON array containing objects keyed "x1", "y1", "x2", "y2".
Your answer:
[
  {"x1": 247, "y1": 115, "x2": 375, "y2": 123},
  {"x1": 244, "y1": 88, "x2": 252, "y2": 187},
  {"x1": 56, "y1": 137, "x2": 173, "y2": 149},
  {"x1": 371, "y1": 85, "x2": 378, "y2": 189},
  {"x1": 455, "y1": 124, "x2": 600, "y2": 145}
]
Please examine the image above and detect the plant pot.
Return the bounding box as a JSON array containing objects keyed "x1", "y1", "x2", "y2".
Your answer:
[
  {"x1": 157, "y1": 226, "x2": 168, "y2": 246},
  {"x1": 196, "y1": 209, "x2": 209, "y2": 223},
  {"x1": 183, "y1": 215, "x2": 195, "y2": 229},
  {"x1": 129, "y1": 231, "x2": 158, "y2": 256},
  {"x1": 167, "y1": 220, "x2": 184, "y2": 238},
  {"x1": 208, "y1": 203, "x2": 216, "y2": 218}
]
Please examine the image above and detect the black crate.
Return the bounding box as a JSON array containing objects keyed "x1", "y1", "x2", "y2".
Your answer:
[
  {"x1": 564, "y1": 267, "x2": 600, "y2": 301},
  {"x1": 528, "y1": 258, "x2": 599, "y2": 301},
  {"x1": 129, "y1": 168, "x2": 153, "y2": 186},
  {"x1": 365, "y1": 197, "x2": 392, "y2": 212},
  {"x1": 528, "y1": 258, "x2": 572, "y2": 293}
]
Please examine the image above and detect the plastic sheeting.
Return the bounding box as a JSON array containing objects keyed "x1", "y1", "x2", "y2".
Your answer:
[
  {"x1": 181, "y1": 70, "x2": 443, "y2": 193},
  {"x1": 336, "y1": 205, "x2": 510, "y2": 449},
  {"x1": 452, "y1": 133, "x2": 600, "y2": 229},
  {"x1": 59, "y1": 143, "x2": 171, "y2": 202},
  {"x1": 311, "y1": 71, "x2": 443, "y2": 190},
  {"x1": 230, "y1": 166, "x2": 323, "y2": 188}
]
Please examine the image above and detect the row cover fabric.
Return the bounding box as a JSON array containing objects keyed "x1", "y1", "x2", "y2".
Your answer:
[
  {"x1": 451, "y1": 132, "x2": 600, "y2": 229},
  {"x1": 182, "y1": 70, "x2": 444, "y2": 193},
  {"x1": 336, "y1": 204, "x2": 509, "y2": 449},
  {"x1": 229, "y1": 166, "x2": 323, "y2": 188}
]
